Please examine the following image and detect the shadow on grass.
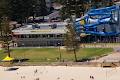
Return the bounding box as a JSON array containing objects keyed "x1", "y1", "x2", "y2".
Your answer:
[
  {"x1": 13, "y1": 58, "x2": 29, "y2": 63},
  {"x1": 76, "y1": 58, "x2": 93, "y2": 62}
]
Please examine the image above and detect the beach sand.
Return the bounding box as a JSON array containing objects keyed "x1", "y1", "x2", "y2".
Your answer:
[{"x1": 0, "y1": 66, "x2": 120, "y2": 80}]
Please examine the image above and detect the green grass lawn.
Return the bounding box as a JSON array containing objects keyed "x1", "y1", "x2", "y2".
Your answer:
[{"x1": 0, "y1": 48, "x2": 113, "y2": 62}]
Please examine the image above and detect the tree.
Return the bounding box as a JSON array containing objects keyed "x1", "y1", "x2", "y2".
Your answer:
[
  {"x1": 0, "y1": 0, "x2": 11, "y2": 17},
  {"x1": 91, "y1": 0, "x2": 114, "y2": 8},
  {"x1": 53, "y1": 0, "x2": 65, "y2": 4},
  {"x1": 39, "y1": 0, "x2": 48, "y2": 16},
  {"x1": 0, "y1": 17, "x2": 11, "y2": 57},
  {"x1": 8, "y1": 0, "x2": 36, "y2": 23},
  {"x1": 8, "y1": 0, "x2": 48, "y2": 23},
  {"x1": 59, "y1": 0, "x2": 114, "y2": 20},
  {"x1": 0, "y1": 0, "x2": 12, "y2": 57},
  {"x1": 59, "y1": 0, "x2": 87, "y2": 20},
  {"x1": 64, "y1": 22, "x2": 79, "y2": 62},
  {"x1": 33, "y1": 0, "x2": 48, "y2": 21}
]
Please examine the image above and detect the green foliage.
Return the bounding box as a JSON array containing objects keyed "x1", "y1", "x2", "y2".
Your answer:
[
  {"x1": 64, "y1": 22, "x2": 79, "y2": 61},
  {"x1": 64, "y1": 23, "x2": 79, "y2": 51},
  {"x1": 53, "y1": 0, "x2": 65, "y2": 4},
  {"x1": 59, "y1": 0, "x2": 86, "y2": 19},
  {"x1": 59, "y1": 0, "x2": 114, "y2": 20},
  {"x1": 0, "y1": 17, "x2": 11, "y2": 57},
  {"x1": 0, "y1": 0, "x2": 114, "y2": 22},
  {"x1": 0, "y1": 0, "x2": 48, "y2": 23},
  {"x1": 0, "y1": 0, "x2": 12, "y2": 57},
  {"x1": 0, "y1": 17, "x2": 11, "y2": 41},
  {"x1": 39, "y1": 0, "x2": 48, "y2": 16},
  {"x1": 91, "y1": 0, "x2": 114, "y2": 8},
  {"x1": 8, "y1": 0, "x2": 36, "y2": 22},
  {"x1": 0, "y1": 0, "x2": 10, "y2": 17}
]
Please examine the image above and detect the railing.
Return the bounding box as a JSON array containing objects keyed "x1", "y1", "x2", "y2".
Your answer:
[{"x1": 80, "y1": 43, "x2": 120, "y2": 48}]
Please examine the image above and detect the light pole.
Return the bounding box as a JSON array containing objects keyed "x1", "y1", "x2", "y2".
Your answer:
[
  {"x1": 21, "y1": 43, "x2": 25, "y2": 59},
  {"x1": 58, "y1": 42, "x2": 62, "y2": 62}
]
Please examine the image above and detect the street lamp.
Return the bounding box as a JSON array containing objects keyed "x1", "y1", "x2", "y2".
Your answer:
[{"x1": 58, "y1": 42, "x2": 62, "y2": 62}]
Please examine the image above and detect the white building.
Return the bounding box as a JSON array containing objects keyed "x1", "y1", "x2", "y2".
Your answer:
[{"x1": 12, "y1": 22, "x2": 67, "y2": 47}]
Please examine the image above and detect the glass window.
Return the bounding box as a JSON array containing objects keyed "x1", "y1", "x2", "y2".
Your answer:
[
  {"x1": 49, "y1": 34, "x2": 54, "y2": 37},
  {"x1": 29, "y1": 34, "x2": 32, "y2": 38},
  {"x1": 35, "y1": 34, "x2": 39, "y2": 38},
  {"x1": 57, "y1": 34, "x2": 62, "y2": 38},
  {"x1": 26, "y1": 35, "x2": 29, "y2": 38},
  {"x1": 17, "y1": 35, "x2": 20, "y2": 38},
  {"x1": 42, "y1": 34, "x2": 47, "y2": 38},
  {"x1": 24, "y1": 35, "x2": 26, "y2": 38},
  {"x1": 38, "y1": 34, "x2": 41, "y2": 38},
  {"x1": 21, "y1": 35, "x2": 24, "y2": 38}
]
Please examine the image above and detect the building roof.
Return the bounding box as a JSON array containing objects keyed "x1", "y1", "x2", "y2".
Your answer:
[
  {"x1": 12, "y1": 22, "x2": 67, "y2": 35},
  {"x1": 48, "y1": 11, "x2": 60, "y2": 19},
  {"x1": 52, "y1": 3, "x2": 63, "y2": 10}
]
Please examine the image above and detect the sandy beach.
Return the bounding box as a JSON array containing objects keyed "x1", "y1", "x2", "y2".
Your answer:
[{"x1": 0, "y1": 66, "x2": 120, "y2": 80}]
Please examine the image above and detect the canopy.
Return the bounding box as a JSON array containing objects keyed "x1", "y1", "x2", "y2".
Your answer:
[{"x1": 2, "y1": 56, "x2": 14, "y2": 62}]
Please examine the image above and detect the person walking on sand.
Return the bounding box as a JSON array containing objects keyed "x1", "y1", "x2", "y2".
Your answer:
[
  {"x1": 90, "y1": 75, "x2": 91, "y2": 79},
  {"x1": 34, "y1": 69, "x2": 38, "y2": 73},
  {"x1": 91, "y1": 76, "x2": 94, "y2": 79}
]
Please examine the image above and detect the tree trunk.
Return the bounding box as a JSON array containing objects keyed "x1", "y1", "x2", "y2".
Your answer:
[
  {"x1": 73, "y1": 49, "x2": 77, "y2": 62},
  {"x1": 59, "y1": 46, "x2": 62, "y2": 62},
  {"x1": 7, "y1": 42, "x2": 10, "y2": 57},
  {"x1": 33, "y1": 13, "x2": 35, "y2": 21},
  {"x1": 42, "y1": 16, "x2": 44, "y2": 21}
]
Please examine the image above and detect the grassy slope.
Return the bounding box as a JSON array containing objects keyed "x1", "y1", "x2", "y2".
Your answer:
[{"x1": 0, "y1": 48, "x2": 113, "y2": 62}]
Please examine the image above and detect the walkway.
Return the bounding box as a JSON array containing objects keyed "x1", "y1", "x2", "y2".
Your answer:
[{"x1": 91, "y1": 51, "x2": 120, "y2": 62}]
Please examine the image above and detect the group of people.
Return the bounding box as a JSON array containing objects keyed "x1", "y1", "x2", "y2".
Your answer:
[{"x1": 90, "y1": 75, "x2": 94, "y2": 79}]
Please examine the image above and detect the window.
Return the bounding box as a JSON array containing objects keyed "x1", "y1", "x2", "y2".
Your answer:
[
  {"x1": 42, "y1": 34, "x2": 48, "y2": 38},
  {"x1": 49, "y1": 34, "x2": 54, "y2": 38},
  {"x1": 26, "y1": 35, "x2": 30, "y2": 38},
  {"x1": 56, "y1": 34, "x2": 63, "y2": 38},
  {"x1": 29, "y1": 35, "x2": 32, "y2": 38},
  {"x1": 35, "y1": 34, "x2": 39, "y2": 38},
  {"x1": 21, "y1": 35, "x2": 24, "y2": 38}
]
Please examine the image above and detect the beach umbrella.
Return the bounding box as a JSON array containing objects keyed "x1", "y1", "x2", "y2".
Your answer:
[
  {"x1": 1, "y1": 56, "x2": 19, "y2": 71},
  {"x1": 1, "y1": 55, "x2": 14, "y2": 67},
  {"x1": 2, "y1": 56, "x2": 14, "y2": 62}
]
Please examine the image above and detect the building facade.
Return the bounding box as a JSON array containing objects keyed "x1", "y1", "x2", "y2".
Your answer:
[{"x1": 12, "y1": 22, "x2": 67, "y2": 47}]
